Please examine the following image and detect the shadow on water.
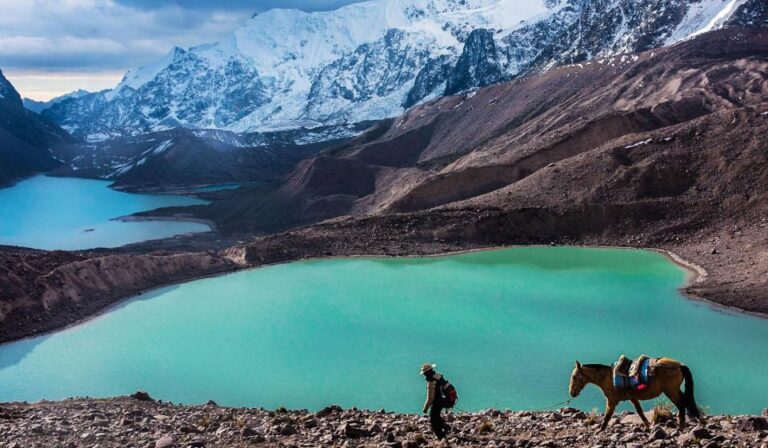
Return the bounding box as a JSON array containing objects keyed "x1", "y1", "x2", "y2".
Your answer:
[
  {"x1": 0, "y1": 334, "x2": 52, "y2": 371},
  {"x1": 0, "y1": 285, "x2": 181, "y2": 371}
]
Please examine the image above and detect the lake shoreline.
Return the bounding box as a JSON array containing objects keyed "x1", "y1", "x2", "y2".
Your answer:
[
  {"x1": 0, "y1": 234, "x2": 768, "y2": 344},
  {"x1": 1, "y1": 397, "x2": 766, "y2": 447},
  {"x1": 0, "y1": 245, "x2": 700, "y2": 347},
  {"x1": 117, "y1": 214, "x2": 219, "y2": 234}
]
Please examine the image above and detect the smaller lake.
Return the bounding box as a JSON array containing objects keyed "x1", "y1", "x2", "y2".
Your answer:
[
  {"x1": 189, "y1": 183, "x2": 241, "y2": 193},
  {"x1": 0, "y1": 176, "x2": 211, "y2": 250}
]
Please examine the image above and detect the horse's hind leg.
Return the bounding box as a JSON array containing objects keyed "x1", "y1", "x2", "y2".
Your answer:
[
  {"x1": 599, "y1": 400, "x2": 617, "y2": 432},
  {"x1": 664, "y1": 388, "x2": 686, "y2": 428},
  {"x1": 631, "y1": 398, "x2": 650, "y2": 429}
]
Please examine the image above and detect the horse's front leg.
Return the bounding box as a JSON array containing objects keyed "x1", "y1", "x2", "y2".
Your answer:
[
  {"x1": 630, "y1": 398, "x2": 650, "y2": 429},
  {"x1": 599, "y1": 400, "x2": 617, "y2": 432}
]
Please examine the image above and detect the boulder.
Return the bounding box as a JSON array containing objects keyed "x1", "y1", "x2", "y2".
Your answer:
[
  {"x1": 279, "y1": 423, "x2": 298, "y2": 436},
  {"x1": 649, "y1": 428, "x2": 668, "y2": 440},
  {"x1": 338, "y1": 422, "x2": 371, "y2": 438},
  {"x1": 692, "y1": 427, "x2": 713, "y2": 439},
  {"x1": 738, "y1": 416, "x2": 768, "y2": 432},
  {"x1": 155, "y1": 435, "x2": 175, "y2": 448},
  {"x1": 130, "y1": 390, "x2": 153, "y2": 401},
  {"x1": 241, "y1": 426, "x2": 261, "y2": 438},
  {"x1": 679, "y1": 427, "x2": 712, "y2": 444},
  {"x1": 318, "y1": 405, "x2": 343, "y2": 417}
]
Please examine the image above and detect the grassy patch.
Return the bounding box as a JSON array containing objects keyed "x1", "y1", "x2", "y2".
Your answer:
[{"x1": 652, "y1": 399, "x2": 674, "y2": 425}]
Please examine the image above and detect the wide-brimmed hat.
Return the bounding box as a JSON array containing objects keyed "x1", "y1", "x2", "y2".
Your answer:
[{"x1": 420, "y1": 363, "x2": 436, "y2": 375}]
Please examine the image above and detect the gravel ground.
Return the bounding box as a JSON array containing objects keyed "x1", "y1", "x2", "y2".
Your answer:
[{"x1": 1, "y1": 395, "x2": 767, "y2": 447}]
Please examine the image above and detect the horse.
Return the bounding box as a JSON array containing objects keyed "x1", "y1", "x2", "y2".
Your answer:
[{"x1": 569, "y1": 358, "x2": 700, "y2": 432}]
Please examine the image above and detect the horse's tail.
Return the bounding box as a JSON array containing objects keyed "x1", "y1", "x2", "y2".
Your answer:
[{"x1": 681, "y1": 365, "x2": 700, "y2": 419}]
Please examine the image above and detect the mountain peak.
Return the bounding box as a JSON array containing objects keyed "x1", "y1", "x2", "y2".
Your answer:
[
  {"x1": 0, "y1": 69, "x2": 23, "y2": 108},
  {"x1": 42, "y1": 0, "x2": 768, "y2": 140}
]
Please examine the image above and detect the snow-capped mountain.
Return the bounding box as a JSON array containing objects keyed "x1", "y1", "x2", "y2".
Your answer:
[
  {"x1": 23, "y1": 90, "x2": 91, "y2": 114},
  {"x1": 44, "y1": 0, "x2": 766, "y2": 141}
]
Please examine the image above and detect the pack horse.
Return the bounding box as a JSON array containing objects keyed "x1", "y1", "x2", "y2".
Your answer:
[{"x1": 569, "y1": 357, "x2": 700, "y2": 432}]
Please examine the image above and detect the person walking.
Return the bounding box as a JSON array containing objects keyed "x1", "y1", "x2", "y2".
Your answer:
[{"x1": 420, "y1": 363, "x2": 453, "y2": 440}]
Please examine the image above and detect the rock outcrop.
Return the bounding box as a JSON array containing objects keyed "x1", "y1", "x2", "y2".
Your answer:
[{"x1": 0, "y1": 69, "x2": 74, "y2": 186}]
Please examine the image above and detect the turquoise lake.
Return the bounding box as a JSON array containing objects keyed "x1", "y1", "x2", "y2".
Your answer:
[
  {"x1": 0, "y1": 176, "x2": 210, "y2": 250},
  {"x1": 1, "y1": 247, "x2": 766, "y2": 414}
]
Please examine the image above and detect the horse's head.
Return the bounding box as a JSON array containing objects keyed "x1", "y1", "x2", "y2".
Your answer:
[{"x1": 569, "y1": 361, "x2": 585, "y2": 398}]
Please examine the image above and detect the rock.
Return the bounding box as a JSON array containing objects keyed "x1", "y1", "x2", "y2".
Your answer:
[
  {"x1": 762, "y1": 409, "x2": 768, "y2": 418},
  {"x1": 739, "y1": 417, "x2": 768, "y2": 432},
  {"x1": 241, "y1": 426, "x2": 260, "y2": 438},
  {"x1": 679, "y1": 427, "x2": 712, "y2": 444},
  {"x1": 649, "y1": 428, "x2": 668, "y2": 440},
  {"x1": 155, "y1": 435, "x2": 176, "y2": 448},
  {"x1": 130, "y1": 390, "x2": 153, "y2": 401},
  {"x1": 318, "y1": 405, "x2": 343, "y2": 416},
  {"x1": 205, "y1": 400, "x2": 218, "y2": 406},
  {"x1": 241, "y1": 426, "x2": 266, "y2": 442},
  {"x1": 279, "y1": 423, "x2": 298, "y2": 436},
  {"x1": 619, "y1": 432, "x2": 640, "y2": 443},
  {"x1": 693, "y1": 426, "x2": 713, "y2": 439},
  {"x1": 338, "y1": 422, "x2": 371, "y2": 438},
  {"x1": 187, "y1": 439, "x2": 205, "y2": 448}
]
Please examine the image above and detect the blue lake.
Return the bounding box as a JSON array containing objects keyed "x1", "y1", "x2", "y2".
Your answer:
[
  {"x1": 1, "y1": 248, "x2": 766, "y2": 414},
  {"x1": 0, "y1": 176, "x2": 211, "y2": 250}
]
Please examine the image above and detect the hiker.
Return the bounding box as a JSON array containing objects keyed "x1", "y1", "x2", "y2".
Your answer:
[{"x1": 420, "y1": 363, "x2": 455, "y2": 440}]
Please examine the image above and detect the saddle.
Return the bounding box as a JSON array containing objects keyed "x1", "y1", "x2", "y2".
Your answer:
[{"x1": 613, "y1": 355, "x2": 656, "y2": 390}]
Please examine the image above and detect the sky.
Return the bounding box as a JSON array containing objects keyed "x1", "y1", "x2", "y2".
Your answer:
[{"x1": 0, "y1": 0, "x2": 364, "y2": 101}]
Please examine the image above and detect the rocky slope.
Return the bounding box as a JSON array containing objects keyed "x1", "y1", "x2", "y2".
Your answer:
[
  {"x1": 1, "y1": 396, "x2": 767, "y2": 447},
  {"x1": 0, "y1": 246, "x2": 237, "y2": 343},
  {"x1": 43, "y1": 0, "x2": 767, "y2": 140},
  {"x1": 0, "y1": 69, "x2": 75, "y2": 186},
  {"x1": 191, "y1": 29, "x2": 768, "y2": 235}
]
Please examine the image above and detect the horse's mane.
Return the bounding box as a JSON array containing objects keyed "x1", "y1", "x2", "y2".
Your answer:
[{"x1": 583, "y1": 364, "x2": 610, "y2": 369}]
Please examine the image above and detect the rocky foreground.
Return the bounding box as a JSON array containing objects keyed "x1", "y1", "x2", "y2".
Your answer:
[{"x1": 2, "y1": 395, "x2": 767, "y2": 448}]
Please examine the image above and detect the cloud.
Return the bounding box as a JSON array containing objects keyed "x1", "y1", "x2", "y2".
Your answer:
[
  {"x1": 117, "y1": 0, "x2": 361, "y2": 13},
  {"x1": 4, "y1": 70, "x2": 124, "y2": 101},
  {"x1": 0, "y1": 0, "x2": 249, "y2": 72}
]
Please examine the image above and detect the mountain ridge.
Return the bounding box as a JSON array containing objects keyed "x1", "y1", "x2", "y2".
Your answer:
[{"x1": 43, "y1": 0, "x2": 767, "y2": 141}]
